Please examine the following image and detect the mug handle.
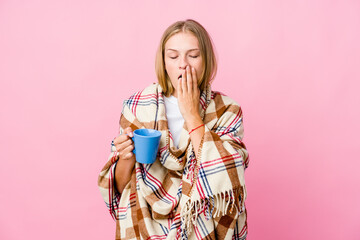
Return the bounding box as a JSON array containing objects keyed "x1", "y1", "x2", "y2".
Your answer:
[{"x1": 131, "y1": 136, "x2": 136, "y2": 154}]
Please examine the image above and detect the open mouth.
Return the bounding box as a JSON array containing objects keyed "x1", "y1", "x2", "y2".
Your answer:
[{"x1": 178, "y1": 74, "x2": 182, "y2": 80}]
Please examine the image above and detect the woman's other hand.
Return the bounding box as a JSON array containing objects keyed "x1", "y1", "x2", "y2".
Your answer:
[
  {"x1": 113, "y1": 127, "x2": 135, "y2": 162},
  {"x1": 113, "y1": 127, "x2": 136, "y2": 193},
  {"x1": 177, "y1": 65, "x2": 201, "y2": 123}
]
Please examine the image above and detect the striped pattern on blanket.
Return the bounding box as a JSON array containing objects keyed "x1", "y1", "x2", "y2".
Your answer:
[{"x1": 98, "y1": 82, "x2": 249, "y2": 239}]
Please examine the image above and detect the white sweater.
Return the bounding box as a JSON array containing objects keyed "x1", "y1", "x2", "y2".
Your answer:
[{"x1": 163, "y1": 95, "x2": 184, "y2": 148}]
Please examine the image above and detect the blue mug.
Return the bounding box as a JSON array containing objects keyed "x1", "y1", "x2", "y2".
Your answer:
[{"x1": 131, "y1": 129, "x2": 162, "y2": 164}]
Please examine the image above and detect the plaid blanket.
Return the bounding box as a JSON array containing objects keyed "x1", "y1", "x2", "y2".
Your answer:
[{"x1": 98, "y1": 83, "x2": 249, "y2": 239}]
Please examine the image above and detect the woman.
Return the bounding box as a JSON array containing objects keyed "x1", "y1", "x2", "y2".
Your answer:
[{"x1": 98, "y1": 19, "x2": 249, "y2": 239}]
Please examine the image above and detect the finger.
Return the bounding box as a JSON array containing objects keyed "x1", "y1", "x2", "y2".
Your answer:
[
  {"x1": 114, "y1": 128, "x2": 133, "y2": 144},
  {"x1": 191, "y1": 67, "x2": 198, "y2": 91},
  {"x1": 121, "y1": 144, "x2": 134, "y2": 158},
  {"x1": 124, "y1": 127, "x2": 134, "y2": 137},
  {"x1": 117, "y1": 138, "x2": 133, "y2": 152},
  {"x1": 187, "y1": 66, "x2": 192, "y2": 92},
  {"x1": 114, "y1": 126, "x2": 133, "y2": 144},
  {"x1": 115, "y1": 135, "x2": 133, "y2": 152},
  {"x1": 123, "y1": 152, "x2": 134, "y2": 159},
  {"x1": 114, "y1": 134, "x2": 128, "y2": 145},
  {"x1": 182, "y1": 67, "x2": 188, "y2": 92}
]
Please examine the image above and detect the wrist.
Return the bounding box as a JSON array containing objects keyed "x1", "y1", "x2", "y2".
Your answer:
[
  {"x1": 186, "y1": 119, "x2": 204, "y2": 132},
  {"x1": 184, "y1": 114, "x2": 202, "y2": 128},
  {"x1": 118, "y1": 156, "x2": 136, "y2": 169},
  {"x1": 189, "y1": 123, "x2": 205, "y2": 135}
]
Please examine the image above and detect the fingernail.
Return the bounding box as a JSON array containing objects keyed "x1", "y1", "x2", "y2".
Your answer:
[{"x1": 129, "y1": 132, "x2": 133, "y2": 137}]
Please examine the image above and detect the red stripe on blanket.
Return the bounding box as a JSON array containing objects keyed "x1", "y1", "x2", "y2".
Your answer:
[
  {"x1": 131, "y1": 89, "x2": 143, "y2": 114},
  {"x1": 201, "y1": 153, "x2": 241, "y2": 168}
]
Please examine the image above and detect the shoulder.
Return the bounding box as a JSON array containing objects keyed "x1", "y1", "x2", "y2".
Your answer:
[
  {"x1": 210, "y1": 90, "x2": 241, "y2": 110},
  {"x1": 208, "y1": 90, "x2": 244, "y2": 126},
  {"x1": 207, "y1": 89, "x2": 243, "y2": 121},
  {"x1": 123, "y1": 82, "x2": 160, "y2": 108}
]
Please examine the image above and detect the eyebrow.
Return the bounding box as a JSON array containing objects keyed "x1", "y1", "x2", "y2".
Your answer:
[{"x1": 166, "y1": 48, "x2": 200, "y2": 52}]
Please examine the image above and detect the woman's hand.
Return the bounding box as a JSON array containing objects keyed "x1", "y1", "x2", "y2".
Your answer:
[
  {"x1": 113, "y1": 127, "x2": 136, "y2": 193},
  {"x1": 177, "y1": 65, "x2": 201, "y2": 123},
  {"x1": 177, "y1": 65, "x2": 205, "y2": 159},
  {"x1": 113, "y1": 127, "x2": 135, "y2": 163}
]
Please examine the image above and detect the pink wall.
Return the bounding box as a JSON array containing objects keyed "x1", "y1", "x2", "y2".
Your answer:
[{"x1": 1, "y1": 1, "x2": 359, "y2": 239}]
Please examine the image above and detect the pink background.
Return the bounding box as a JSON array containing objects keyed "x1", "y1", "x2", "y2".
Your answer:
[{"x1": 1, "y1": 1, "x2": 359, "y2": 239}]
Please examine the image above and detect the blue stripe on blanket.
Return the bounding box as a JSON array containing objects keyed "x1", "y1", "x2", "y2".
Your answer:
[
  {"x1": 117, "y1": 203, "x2": 130, "y2": 220},
  {"x1": 124, "y1": 99, "x2": 164, "y2": 107},
  {"x1": 159, "y1": 223, "x2": 169, "y2": 235},
  {"x1": 197, "y1": 166, "x2": 214, "y2": 197},
  {"x1": 138, "y1": 165, "x2": 173, "y2": 204},
  {"x1": 159, "y1": 150, "x2": 170, "y2": 165},
  {"x1": 196, "y1": 215, "x2": 210, "y2": 237},
  {"x1": 214, "y1": 119, "x2": 242, "y2": 136}
]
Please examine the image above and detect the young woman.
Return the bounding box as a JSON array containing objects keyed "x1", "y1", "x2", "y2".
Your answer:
[{"x1": 98, "y1": 19, "x2": 250, "y2": 240}]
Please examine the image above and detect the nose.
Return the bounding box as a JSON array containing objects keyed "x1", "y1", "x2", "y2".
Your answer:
[{"x1": 179, "y1": 56, "x2": 189, "y2": 70}]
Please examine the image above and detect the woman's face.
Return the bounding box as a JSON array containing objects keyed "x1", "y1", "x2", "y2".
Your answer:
[{"x1": 164, "y1": 32, "x2": 204, "y2": 97}]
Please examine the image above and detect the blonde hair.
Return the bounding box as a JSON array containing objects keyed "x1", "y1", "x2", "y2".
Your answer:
[{"x1": 155, "y1": 19, "x2": 218, "y2": 97}]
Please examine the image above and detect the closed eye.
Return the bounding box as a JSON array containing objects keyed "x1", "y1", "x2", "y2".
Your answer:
[{"x1": 169, "y1": 55, "x2": 199, "y2": 59}]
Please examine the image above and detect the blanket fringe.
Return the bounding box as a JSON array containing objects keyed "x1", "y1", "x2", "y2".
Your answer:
[{"x1": 179, "y1": 187, "x2": 245, "y2": 239}]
